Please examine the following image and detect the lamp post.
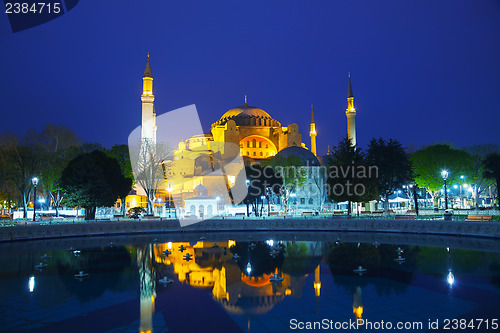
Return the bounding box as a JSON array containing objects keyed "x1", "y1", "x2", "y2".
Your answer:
[
  {"x1": 31, "y1": 177, "x2": 39, "y2": 221},
  {"x1": 166, "y1": 183, "x2": 173, "y2": 218},
  {"x1": 441, "y1": 170, "x2": 449, "y2": 210},
  {"x1": 245, "y1": 179, "x2": 250, "y2": 217},
  {"x1": 266, "y1": 187, "x2": 271, "y2": 217},
  {"x1": 157, "y1": 197, "x2": 162, "y2": 217}
]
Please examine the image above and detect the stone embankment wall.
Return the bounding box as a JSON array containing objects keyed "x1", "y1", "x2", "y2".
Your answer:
[{"x1": 1, "y1": 218, "x2": 499, "y2": 242}]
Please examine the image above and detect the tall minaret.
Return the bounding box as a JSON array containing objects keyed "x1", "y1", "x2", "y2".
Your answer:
[
  {"x1": 310, "y1": 104, "x2": 317, "y2": 156},
  {"x1": 346, "y1": 73, "x2": 356, "y2": 147},
  {"x1": 141, "y1": 54, "x2": 156, "y2": 144}
]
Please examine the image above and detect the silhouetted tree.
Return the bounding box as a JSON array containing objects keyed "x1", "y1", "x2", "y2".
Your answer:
[
  {"x1": 61, "y1": 150, "x2": 132, "y2": 220},
  {"x1": 327, "y1": 136, "x2": 377, "y2": 215},
  {"x1": 367, "y1": 138, "x2": 412, "y2": 213},
  {"x1": 483, "y1": 152, "x2": 500, "y2": 209}
]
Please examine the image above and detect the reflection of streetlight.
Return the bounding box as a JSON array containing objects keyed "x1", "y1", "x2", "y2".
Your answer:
[
  {"x1": 216, "y1": 196, "x2": 220, "y2": 215},
  {"x1": 31, "y1": 177, "x2": 39, "y2": 222},
  {"x1": 246, "y1": 262, "x2": 252, "y2": 275},
  {"x1": 447, "y1": 247, "x2": 455, "y2": 287},
  {"x1": 28, "y1": 275, "x2": 35, "y2": 293},
  {"x1": 441, "y1": 170, "x2": 449, "y2": 210},
  {"x1": 447, "y1": 271, "x2": 455, "y2": 286}
]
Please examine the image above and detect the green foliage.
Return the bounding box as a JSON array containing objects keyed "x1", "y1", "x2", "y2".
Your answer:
[
  {"x1": 106, "y1": 144, "x2": 134, "y2": 183},
  {"x1": 410, "y1": 144, "x2": 473, "y2": 207},
  {"x1": 263, "y1": 154, "x2": 307, "y2": 213},
  {"x1": 483, "y1": 152, "x2": 500, "y2": 208},
  {"x1": 367, "y1": 138, "x2": 413, "y2": 201},
  {"x1": 61, "y1": 150, "x2": 132, "y2": 220},
  {"x1": 327, "y1": 137, "x2": 377, "y2": 206}
]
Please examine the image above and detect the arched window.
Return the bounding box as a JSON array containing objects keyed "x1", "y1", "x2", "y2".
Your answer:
[
  {"x1": 190, "y1": 205, "x2": 196, "y2": 215},
  {"x1": 207, "y1": 205, "x2": 213, "y2": 216},
  {"x1": 266, "y1": 144, "x2": 268, "y2": 148},
  {"x1": 252, "y1": 138, "x2": 256, "y2": 148},
  {"x1": 247, "y1": 141, "x2": 250, "y2": 148},
  {"x1": 260, "y1": 151, "x2": 263, "y2": 156},
  {"x1": 309, "y1": 198, "x2": 314, "y2": 205},
  {"x1": 247, "y1": 151, "x2": 250, "y2": 156},
  {"x1": 253, "y1": 152, "x2": 256, "y2": 156},
  {"x1": 259, "y1": 142, "x2": 262, "y2": 148},
  {"x1": 198, "y1": 205, "x2": 204, "y2": 217}
]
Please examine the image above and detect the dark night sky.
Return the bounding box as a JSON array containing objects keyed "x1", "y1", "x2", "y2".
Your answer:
[{"x1": 1, "y1": 0, "x2": 499, "y2": 154}]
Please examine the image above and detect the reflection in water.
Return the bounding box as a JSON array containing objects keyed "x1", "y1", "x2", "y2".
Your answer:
[
  {"x1": 138, "y1": 245, "x2": 156, "y2": 333},
  {"x1": 151, "y1": 240, "x2": 324, "y2": 319},
  {"x1": 353, "y1": 286, "x2": 363, "y2": 320},
  {"x1": 2, "y1": 239, "x2": 500, "y2": 332}
]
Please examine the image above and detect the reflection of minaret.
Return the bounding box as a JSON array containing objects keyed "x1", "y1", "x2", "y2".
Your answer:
[
  {"x1": 345, "y1": 73, "x2": 356, "y2": 147},
  {"x1": 310, "y1": 105, "x2": 317, "y2": 156},
  {"x1": 138, "y1": 245, "x2": 156, "y2": 333},
  {"x1": 142, "y1": 54, "x2": 156, "y2": 144},
  {"x1": 353, "y1": 286, "x2": 363, "y2": 320},
  {"x1": 314, "y1": 264, "x2": 321, "y2": 314},
  {"x1": 313, "y1": 265, "x2": 321, "y2": 297}
]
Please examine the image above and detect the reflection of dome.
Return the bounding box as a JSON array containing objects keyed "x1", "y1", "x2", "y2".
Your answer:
[
  {"x1": 214, "y1": 104, "x2": 281, "y2": 127},
  {"x1": 218, "y1": 294, "x2": 285, "y2": 315},
  {"x1": 275, "y1": 146, "x2": 320, "y2": 166}
]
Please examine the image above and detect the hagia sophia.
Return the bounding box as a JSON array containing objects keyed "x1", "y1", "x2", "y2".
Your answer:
[{"x1": 125, "y1": 55, "x2": 358, "y2": 216}]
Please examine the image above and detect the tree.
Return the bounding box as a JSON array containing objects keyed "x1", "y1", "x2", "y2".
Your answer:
[
  {"x1": 263, "y1": 155, "x2": 307, "y2": 213},
  {"x1": 327, "y1": 137, "x2": 377, "y2": 215},
  {"x1": 483, "y1": 152, "x2": 500, "y2": 210},
  {"x1": 129, "y1": 139, "x2": 173, "y2": 215},
  {"x1": 410, "y1": 144, "x2": 473, "y2": 209},
  {"x1": 367, "y1": 138, "x2": 412, "y2": 213},
  {"x1": 26, "y1": 123, "x2": 81, "y2": 153},
  {"x1": 239, "y1": 164, "x2": 282, "y2": 216},
  {"x1": 0, "y1": 132, "x2": 41, "y2": 218},
  {"x1": 61, "y1": 150, "x2": 132, "y2": 220},
  {"x1": 463, "y1": 144, "x2": 498, "y2": 208},
  {"x1": 107, "y1": 144, "x2": 134, "y2": 216}
]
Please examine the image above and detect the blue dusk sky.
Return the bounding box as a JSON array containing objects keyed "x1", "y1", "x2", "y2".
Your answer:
[{"x1": 1, "y1": 0, "x2": 499, "y2": 154}]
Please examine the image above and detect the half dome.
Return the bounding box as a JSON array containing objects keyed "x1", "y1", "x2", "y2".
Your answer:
[{"x1": 275, "y1": 146, "x2": 320, "y2": 166}]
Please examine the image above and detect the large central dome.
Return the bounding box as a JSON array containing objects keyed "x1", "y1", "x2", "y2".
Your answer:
[{"x1": 213, "y1": 102, "x2": 281, "y2": 127}]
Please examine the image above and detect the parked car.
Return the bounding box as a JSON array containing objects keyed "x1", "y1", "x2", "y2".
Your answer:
[{"x1": 128, "y1": 207, "x2": 146, "y2": 219}]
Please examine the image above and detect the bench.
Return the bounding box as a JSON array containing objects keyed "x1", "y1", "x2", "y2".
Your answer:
[
  {"x1": 466, "y1": 215, "x2": 492, "y2": 222},
  {"x1": 302, "y1": 211, "x2": 316, "y2": 216},
  {"x1": 269, "y1": 211, "x2": 279, "y2": 216},
  {"x1": 360, "y1": 211, "x2": 372, "y2": 214},
  {"x1": 395, "y1": 215, "x2": 416, "y2": 220}
]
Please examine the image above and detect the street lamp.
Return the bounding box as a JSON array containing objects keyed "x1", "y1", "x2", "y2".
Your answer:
[
  {"x1": 441, "y1": 170, "x2": 449, "y2": 210},
  {"x1": 166, "y1": 183, "x2": 174, "y2": 218},
  {"x1": 31, "y1": 177, "x2": 39, "y2": 221},
  {"x1": 266, "y1": 187, "x2": 271, "y2": 217},
  {"x1": 245, "y1": 179, "x2": 250, "y2": 216}
]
